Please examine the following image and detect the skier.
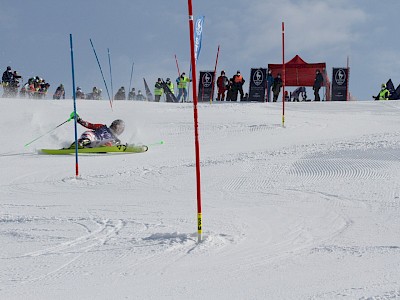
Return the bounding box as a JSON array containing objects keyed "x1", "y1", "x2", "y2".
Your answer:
[{"x1": 69, "y1": 112, "x2": 125, "y2": 148}]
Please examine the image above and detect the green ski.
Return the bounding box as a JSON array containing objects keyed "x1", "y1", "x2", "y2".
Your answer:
[{"x1": 41, "y1": 144, "x2": 148, "y2": 155}]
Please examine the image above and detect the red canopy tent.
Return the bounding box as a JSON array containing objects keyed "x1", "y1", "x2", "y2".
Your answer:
[{"x1": 268, "y1": 55, "x2": 330, "y2": 100}]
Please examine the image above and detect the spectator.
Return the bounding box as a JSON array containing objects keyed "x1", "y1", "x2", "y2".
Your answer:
[
  {"x1": 154, "y1": 78, "x2": 163, "y2": 102},
  {"x1": 290, "y1": 86, "x2": 306, "y2": 102},
  {"x1": 20, "y1": 82, "x2": 29, "y2": 98},
  {"x1": 136, "y1": 90, "x2": 146, "y2": 101},
  {"x1": 284, "y1": 90, "x2": 289, "y2": 102},
  {"x1": 53, "y1": 84, "x2": 66, "y2": 100},
  {"x1": 9, "y1": 71, "x2": 22, "y2": 97},
  {"x1": 216, "y1": 70, "x2": 229, "y2": 101},
  {"x1": 114, "y1": 87, "x2": 126, "y2": 100},
  {"x1": 128, "y1": 88, "x2": 136, "y2": 100},
  {"x1": 373, "y1": 84, "x2": 390, "y2": 100},
  {"x1": 165, "y1": 78, "x2": 175, "y2": 102},
  {"x1": 176, "y1": 72, "x2": 191, "y2": 102},
  {"x1": 2, "y1": 66, "x2": 13, "y2": 97},
  {"x1": 76, "y1": 87, "x2": 85, "y2": 99},
  {"x1": 272, "y1": 73, "x2": 282, "y2": 102},
  {"x1": 232, "y1": 70, "x2": 245, "y2": 101},
  {"x1": 93, "y1": 87, "x2": 102, "y2": 100},
  {"x1": 313, "y1": 69, "x2": 324, "y2": 101},
  {"x1": 226, "y1": 79, "x2": 234, "y2": 101},
  {"x1": 266, "y1": 69, "x2": 274, "y2": 102}
]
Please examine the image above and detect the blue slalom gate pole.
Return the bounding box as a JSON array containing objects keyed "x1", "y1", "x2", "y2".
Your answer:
[
  {"x1": 128, "y1": 62, "x2": 134, "y2": 95},
  {"x1": 107, "y1": 48, "x2": 114, "y2": 102},
  {"x1": 70, "y1": 34, "x2": 79, "y2": 177},
  {"x1": 89, "y1": 38, "x2": 112, "y2": 109}
]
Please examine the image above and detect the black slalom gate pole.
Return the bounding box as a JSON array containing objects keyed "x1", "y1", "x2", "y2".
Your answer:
[
  {"x1": 108, "y1": 48, "x2": 114, "y2": 103},
  {"x1": 128, "y1": 62, "x2": 134, "y2": 95}
]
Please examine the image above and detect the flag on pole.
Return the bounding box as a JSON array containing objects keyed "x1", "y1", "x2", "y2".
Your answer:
[{"x1": 194, "y1": 16, "x2": 205, "y2": 63}]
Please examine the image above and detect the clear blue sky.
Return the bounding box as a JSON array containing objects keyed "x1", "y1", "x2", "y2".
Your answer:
[{"x1": 1, "y1": 0, "x2": 399, "y2": 100}]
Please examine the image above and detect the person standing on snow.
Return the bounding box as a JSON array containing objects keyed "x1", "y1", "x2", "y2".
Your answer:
[
  {"x1": 154, "y1": 78, "x2": 164, "y2": 102},
  {"x1": 164, "y1": 78, "x2": 175, "y2": 102},
  {"x1": 216, "y1": 70, "x2": 229, "y2": 101},
  {"x1": 272, "y1": 73, "x2": 283, "y2": 102},
  {"x1": 232, "y1": 70, "x2": 245, "y2": 101},
  {"x1": 53, "y1": 84, "x2": 66, "y2": 99},
  {"x1": 128, "y1": 88, "x2": 136, "y2": 100},
  {"x1": 114, "y1": 87, "x2": 126, "y2": 100},
  {"x1": 313, "y1": 69, "x2": 324, "y2": 101},
  {"x1": 266, "y1": 69, "x2": 274, "y2": 102},
  {"x1": 2, "y1": 66, "x2": 14, "y2": 97},
  {"x1": 69, "y1": 112, "x2": 125, "y2": 148},
  {"x1": 76, "y1": 87, "x2": 85, "y2": 99},
  {"x1": 176, "y1": 72, "x2": 191, "y2": 102}
]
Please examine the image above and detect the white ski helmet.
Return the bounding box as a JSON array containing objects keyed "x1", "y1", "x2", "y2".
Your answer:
[{"x1": 110, "y1": 119, "x2": 125, "y2": 136}]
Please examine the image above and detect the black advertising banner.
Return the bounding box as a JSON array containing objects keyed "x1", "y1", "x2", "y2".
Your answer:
[
  {"x1": 331, "y1": 68, "x2": 348, "y2": 101},
  {"x1": 198, "y1": 71, "x2": 215, "y2": 102},
  {"x1": 247, "y1": 68, "x2": 267, "y2": 102}
]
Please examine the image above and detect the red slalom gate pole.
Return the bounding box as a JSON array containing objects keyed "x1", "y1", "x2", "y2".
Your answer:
[
  {"x1": 187, "y1": 0, "x2": 203, "y2": 242},
  {"x1": 175, "y1": 54, "x2": 181, "y2": 77},
  {"x1": 282, "y1": 22, "x2": 285, "y2": 127}
]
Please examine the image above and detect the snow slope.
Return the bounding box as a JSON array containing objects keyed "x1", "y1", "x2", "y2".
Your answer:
[{"x1": 1, "y1": 99, "x2": 400, "y2": 300}]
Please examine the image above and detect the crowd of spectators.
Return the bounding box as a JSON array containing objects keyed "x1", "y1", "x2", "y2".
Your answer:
[{"x1": 2, "y1": 65, "x2": 327, "y2": 102}]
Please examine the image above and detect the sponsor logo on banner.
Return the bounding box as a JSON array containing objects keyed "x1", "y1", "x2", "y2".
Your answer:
[
  {"x1": 202, "y1": 72, "x2": 212, "y2": 88},
  {"x1": 248, "y1": 68, "x2": 267, "y2": 101},
  {"x1": 194, "y1": 16, "x2": 205, "y2": 62},
  {"x1": 253, "y1": 69, "x2": 264, "y2": 86},
  {"x1": 335, "y1": 69, "x2": 346, "y2": 86},
  {"x1": 198, "y1": 71, "x2": 215, "y2": 101},
  {"x1": 331, "y1": 68, "x2": 348, "y2": 101}
]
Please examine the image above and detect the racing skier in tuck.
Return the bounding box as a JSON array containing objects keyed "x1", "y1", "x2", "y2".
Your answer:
[{"x1": 69, "y1": 112, "x2": 125, "y2": 148}]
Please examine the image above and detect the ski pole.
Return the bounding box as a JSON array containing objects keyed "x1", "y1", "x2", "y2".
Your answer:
[
  {"x1": 24, "y1": 118, "x2": 72, "y2": 147},
  {"x1": 147, "y1": 140, "x2": 164, "y2": 147}
]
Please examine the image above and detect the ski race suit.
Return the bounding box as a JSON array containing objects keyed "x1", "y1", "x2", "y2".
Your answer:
[{"x1": 77, "y1": 119, "x2": 120, "y2": 147}]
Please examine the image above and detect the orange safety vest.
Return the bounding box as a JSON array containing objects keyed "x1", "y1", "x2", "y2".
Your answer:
[{"x1": 234, "y1": 75, "x2": 243, "y2": 83}]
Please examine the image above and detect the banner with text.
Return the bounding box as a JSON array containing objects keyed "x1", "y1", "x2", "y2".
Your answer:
[
  {"x1": 198, "y1": 71, "x2": 215, "y2": 102},
  {"x1": 331, "y1": 68, "x2": 349, "y2": 101},
  {"x1": 247, "y1": 68, "x2": 267, "y2": 102}
]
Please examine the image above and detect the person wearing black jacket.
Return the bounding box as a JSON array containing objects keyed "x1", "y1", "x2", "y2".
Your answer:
[
  {"x1": 272, "y1": 73, "x2": 282, "y2": 102},
  {"x1": 2, "y1": 66, "x2": 13, "y2": 97},
  {"x1": 232, "y1": 70, "x2": 245, "y2": 101},
  {"x1": 313, "y1": 69, "x2": 324, "y2": 101}
]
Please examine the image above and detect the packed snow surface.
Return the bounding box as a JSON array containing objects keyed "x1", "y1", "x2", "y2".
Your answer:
[{"x1": 1, "y1": 99, "x2": 400, "y2": 299}]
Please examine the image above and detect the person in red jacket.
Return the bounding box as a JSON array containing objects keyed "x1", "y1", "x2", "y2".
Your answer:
[
  {"x1": 216, "y1": 70, "x2": 229, "y2": 101},
  {"x1": 69, "y1": 112, "x2": 125, "y2": 148}
]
